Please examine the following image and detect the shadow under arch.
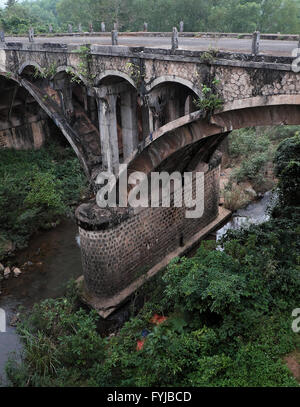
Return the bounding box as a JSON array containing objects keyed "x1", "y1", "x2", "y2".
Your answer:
[
  {"x1": 18, "y1": 61, "x2": 43, "y2": 76},
  {"x1": 95, "y1": 70, "x2": 137, "y2": 89},
  {"x1": 146, "y1": 75, "x2": 202, "y2": 98},
  {"x1": 122, "y1": 94, "x2": 300, "y2": 182},
  {"x1": 0, "y1": 70, "x2": 91, "y2": 177}
]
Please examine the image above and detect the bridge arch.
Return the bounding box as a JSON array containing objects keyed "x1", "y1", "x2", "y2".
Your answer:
[
  {"x1": 0, "y1": 70, "x2": 91, "y2": 176},
  {"x1": 18, "y1": 62, "x2": 89, "y2": 85},
  {"x1": 94, "y1": 71, "x2": 141, "y2": 169},
  {"x1": 18, "y1": 61, "x2": 43, "y2": 76},
  {"x1": 145, "y1": 75, "x2": 201, "y2": 131},
  {"x1": 146, "y1": 75, "x2": 202, "y2": 98},
  {"x1": 124, "y1": 94, "x2": 300, "y2": 180},
  {"x1": 95, "y1": 70, "x2": 137, "y2": 89}
]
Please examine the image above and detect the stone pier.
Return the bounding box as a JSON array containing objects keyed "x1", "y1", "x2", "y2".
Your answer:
[{"x1": 76, "y1": 152, "x2": 231, "y2": 318}]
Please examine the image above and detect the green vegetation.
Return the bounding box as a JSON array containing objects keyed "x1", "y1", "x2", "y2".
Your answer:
[
  {"x1": 274, "y1": 133, "x2": 300, "y2": 208},
  {"x1": 5, "y1": 135, "x2": 300, "y2": 387},
  {"x1": 125, "y1": 62, "x2": 144, "y2": 87},
  {"x1": 0, "y1": 0, "x2": 59, "y2": 34},
  {"x1": 33, "y1": 63, "x2": 58, "y2": 80},
  {"x1": 67, "y1": 45, "x2": 95, "y2": 85},
  {"x1": 223, "y1": 126, "x2": 300, "y2": 210},
  {"x1": 0, "y1": 139, "x2": 87, "y2": 259},
  {"x1": 1, "y1": 0, "x2": 299, "y2": 35},
  {"x1": 199, "y1": 49, "x2": 218, "y2": 63},
  {"x1": 194, "y1": 79, "x2": 223, "y2": 116}
]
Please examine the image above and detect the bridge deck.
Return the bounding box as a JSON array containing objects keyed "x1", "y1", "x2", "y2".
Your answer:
[{"x1": 5, "y1": 35, "x2": 299, "y2": 57}]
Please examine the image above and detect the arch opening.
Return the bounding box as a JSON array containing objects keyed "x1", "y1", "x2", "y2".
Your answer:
[
  {"x1": 17, "y1": 67, "x2": 103, "y2": 175},
  {"x1": 0, "y1": 73, "x2": 55, "y2": 150},
  {"x1": 96, "y1": 75, "x2": 141, "y2": 169},
  {"x1": 147, "y1": 81, "x2": 199, "y2": 132}
]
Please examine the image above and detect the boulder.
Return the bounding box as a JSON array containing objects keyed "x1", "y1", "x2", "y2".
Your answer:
[
  {"x1": 13, "y1": 268, "x2": 22, "y2": 278},
  {"x1": 244, "y1": 186, "x2": 257, "y2": 199},
  {"x1": 4, "y1": 267, "x2": 11, "y2": 279},
  {"x1": 10, "y1": 313, "x2": 20, "y2": 327}
]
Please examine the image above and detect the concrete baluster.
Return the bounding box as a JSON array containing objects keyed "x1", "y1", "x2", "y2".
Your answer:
[
  {"x1": 28, "y1": 27, "x2": 34, "y2": 42},
  {"x1": 111, "y1": 30, "x2": 118, "y2": 45},
  {"x1": 252, "y1": 31, "x2": 260, "y2": 55},
  {"x1": 171, "y1": 27, "x2": 179, "y2": 52}
]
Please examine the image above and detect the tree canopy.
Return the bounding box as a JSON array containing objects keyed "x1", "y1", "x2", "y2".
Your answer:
[{"x1": 0, "y1": 0, "x2": 299, "y2": 34}]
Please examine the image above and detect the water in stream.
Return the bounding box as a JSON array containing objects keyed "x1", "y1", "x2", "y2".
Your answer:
[
  {"x1": 216, "y1": 191, "x2": 276, "y2": 240},
  {"x1": 0, "y1": 219, "x2": 82, "y2": 385},
  {"x1": 0, "y1": 191, "x2": 276, "y2": 385}
]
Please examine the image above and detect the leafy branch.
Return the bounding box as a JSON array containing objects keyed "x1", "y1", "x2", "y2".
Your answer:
[
  {"x1": 70, "y1": 45, "x2": 96, "y2": 85},
  {"x1": 194, "y1": 78, "x2": 223, "y2": 116},
  {"x1": 33, "y1": 63, "x2": 58, "y2": 80}
]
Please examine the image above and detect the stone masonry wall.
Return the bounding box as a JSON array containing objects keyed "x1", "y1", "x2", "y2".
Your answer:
[
  {"x1": 0, "y1": 119, "x2": 49, "y2": 150},
  {"x1": 3, "y1": 44, "x2": 299, "y2": 110},
  {"x1": 78, "y1": 164, "x2": 220, "y2": 299}
]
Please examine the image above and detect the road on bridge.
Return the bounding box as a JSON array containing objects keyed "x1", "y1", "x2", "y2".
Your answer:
[{"x1": 5, "y1": 35, "x2": 298, "y2": 57}]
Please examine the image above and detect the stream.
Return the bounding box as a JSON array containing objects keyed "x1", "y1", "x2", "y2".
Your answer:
[
  {"x1": 0, "y1": 219, "x2": 82, "y2": 385},
  {"x1": 216, "y1": 191, "x2": 276, "y2": 240},
  {"x1": 0, "y1": 191, "x2": 276, "y2": 386}
]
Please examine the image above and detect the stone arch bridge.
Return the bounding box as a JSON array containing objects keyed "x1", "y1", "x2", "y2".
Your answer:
[{"x1": 0, "y1": 42, "x2": 299, "y2": 316}]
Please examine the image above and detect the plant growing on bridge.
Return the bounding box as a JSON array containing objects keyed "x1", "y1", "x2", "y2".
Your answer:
[
  {"x1": 200, "y1": 47, "x2": 219, "y2": 64},
  {"x1": 70, "y1": 45, "x2": 96, "y2": 85},
  {"x1": 65, "y1": 67, "x2": 82, "y2": 84},
  {"x1": 33, "y1": 63, "x2": 58, "y2": 80},
  {"x1": 125, "y1": 62, "x2": 145, "y2": 87},
  {"x1": 194, "y1": 78, "x2": 223, "y2": 116}
]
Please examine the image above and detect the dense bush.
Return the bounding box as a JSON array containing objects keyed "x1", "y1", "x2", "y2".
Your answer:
[
  {"x1": 229, "y1": 128, "x2": 272, "y2": 160},
  {"x1": 274, "y1": 133, "x2": 300, "y2": 207},
  {"x1": 0, "y1": 139, "x2": 87, "y2": 258},
  {"x1": 225, "y1": 126, "x2": 300, "y2": 200},
  {"x1": 6, "y1": 282, "x2": 106, "y2": 387},
  {"x1": 228, "y1": 128, "x2": 274, "y2": 188}
]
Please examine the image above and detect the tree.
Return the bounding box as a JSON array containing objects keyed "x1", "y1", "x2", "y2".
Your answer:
[
  {"x1": 5, "y1": 0, "x2": 18, "y2": 8},
  {"x1": 2, "y1": 0, "x2": 300, "y2": 34}
]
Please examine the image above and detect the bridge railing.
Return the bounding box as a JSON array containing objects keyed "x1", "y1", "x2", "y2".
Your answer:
[{"x1": 1, "y1": 27, "x2": 299, "y2": 57}]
